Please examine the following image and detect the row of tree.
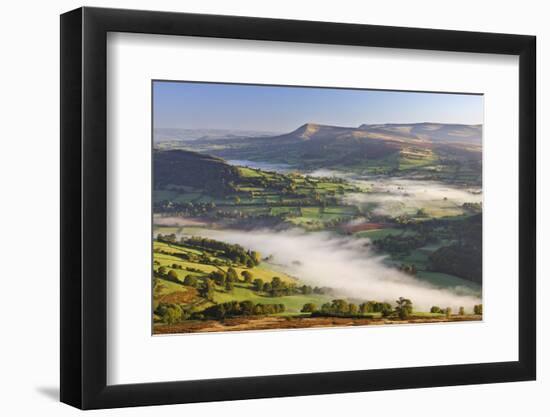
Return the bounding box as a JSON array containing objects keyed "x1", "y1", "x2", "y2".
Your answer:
[
  {"x1": 199, "y1": 300, "x2": 286, "y2": 320},
  {"x1": 299, "y1": 297, "x2": 487, "y2": 320},
  {"x1": 251, "y1": 276, "x2": 330, "y2": 297},
  {"x1": 430, "y1": 305, "x2": 483, "y2": 316},
  {"x1": 303, "y1": 298, "x2": 483, "y2": 320},
  {"x1": 302, "y1": 298, "x2": 397, "y2": 318}
]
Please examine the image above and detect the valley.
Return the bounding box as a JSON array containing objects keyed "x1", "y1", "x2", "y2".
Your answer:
[{"x1": 152, "y1": 122, "x2": 483, "y2": 333}]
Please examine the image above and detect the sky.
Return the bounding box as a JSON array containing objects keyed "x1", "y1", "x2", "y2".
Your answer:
[{"x1": 153, "y1": 81, "x2": 483, "y2": 132}]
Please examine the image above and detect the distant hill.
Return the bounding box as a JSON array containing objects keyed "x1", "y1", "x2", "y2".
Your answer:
[
  {"x1": 358, "y1": 122, "x2": 482, "y2": 145},
  {"x1": 266, "y1": 122, "x2": 481, "y2": 145},
  {"x1": 154, "y1": 128, "x2": 282, "y2": 143},
  {"x1": 165, "y1": 122, "x2": 482, "y2": 184}
]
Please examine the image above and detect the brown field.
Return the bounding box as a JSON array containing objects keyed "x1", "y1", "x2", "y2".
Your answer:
[
  {"x1": 154, "y1": 314, "x2": 482, "y2": 335},
  {"x1": 157, "y1": 288, "x2": 198, "y2": 304},
  {"x1": 341, "y1": 222, "x2": 391, "y2": 234}
]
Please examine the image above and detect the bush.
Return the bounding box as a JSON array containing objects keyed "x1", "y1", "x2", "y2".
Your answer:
[
  {"x1": 167, "y1": 270, "x2": 179, "y2": 281},
  {"x1": 301, "y1": 303, "x2": 317, "y2": 313}
]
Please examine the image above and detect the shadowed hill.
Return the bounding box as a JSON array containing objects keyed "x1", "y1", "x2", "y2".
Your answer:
[{"x1": 154, "y1": 149, "x2": 241, "y2": 194}]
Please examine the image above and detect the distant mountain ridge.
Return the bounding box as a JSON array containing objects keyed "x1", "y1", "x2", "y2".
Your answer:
[
  {"x1": 277, "y1": 122, "x2": 482, "y2": 145},
  {"x1": 164, "y1": 121, "x2": 482, "y2": 183}
]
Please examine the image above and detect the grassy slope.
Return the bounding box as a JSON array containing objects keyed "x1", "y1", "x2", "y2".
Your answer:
[{"x1": 154, "y1": 241, "x2": 296, "y2": 284}]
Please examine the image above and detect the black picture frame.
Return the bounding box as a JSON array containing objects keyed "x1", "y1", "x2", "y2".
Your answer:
[{"x1": 60, "y1": 6, "x2": 536, "y2": 410}]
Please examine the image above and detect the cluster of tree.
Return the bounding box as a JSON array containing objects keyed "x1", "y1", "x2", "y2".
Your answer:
[
  {"x1": 394, "y1": 297, "x2": 413, "y2": 319},
  {"x1": 250, "y1": 277, "x2": 330, "y2": 297},
  {"x1": 358, "y1": 300, "x2": 394, "y2": 315},
  {"x1": 430, "y1": 306, "x2": 454, "y2": 317},
  {"x1": 198, "y1": 300, "x2": 285, "y2": 319},
  {"x1": 208, "y1": 267, "x2": 240, "y2": 287},
  {"x1": 199, "y1": 278, "x2": 216, "y2": 301},
  {"x1": 399, "y1": 264, "x2": 417, "y2": 275},
  {"x1": 183, "y1": 236, "x2": 261, "y2": 267},
  {"x1": 252, "y1": 276, "x2": 294, "y2": 296},
  {"x1": 428, "y1": 214, "x2": 482, "y2": 283},
  {"x1": 373, "y1": 233, "x2": 436, "y2": 256},
  {"x1": 155, "y1": 303, "x2": 188, "y2": 324},
  {"x1": 473, "y1": 304, "x2": 483, "y2": 315},
  {"x1": 302, "y1": 297, "x2": 415, "y2": 320},
  {"x1": 153, "y1": 200, "x2": 217, "y2": 216},
  {"x1": 306, "y1": 299, "x2": 392, "y2": 318},
  {"x1": 183, "y1": 275, "x2": 200, "y2": 288},
  {"x1": 462, "y1": 202, "x2": 482, "y2": 212},
  {"x1": 155, "y1": 266, "x2": 181, "y2": 283}
]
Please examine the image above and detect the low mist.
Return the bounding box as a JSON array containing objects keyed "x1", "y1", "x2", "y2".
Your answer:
[
  {"x1": 344, "y1": 177, "x2": 482, "y2": 217},
  {"x1": 199, "y1": 228, "x2": 481, "y2": 312}
]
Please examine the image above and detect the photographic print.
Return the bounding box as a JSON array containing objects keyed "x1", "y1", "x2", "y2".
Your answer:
[{"x1": 152, "y1": 81, "x2": 483, "y2": 335}]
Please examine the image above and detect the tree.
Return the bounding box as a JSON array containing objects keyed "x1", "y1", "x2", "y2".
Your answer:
[
  {"x1": 331, "y1": 299, "x2": 349, "y2": 314},
  {"x1": 301, "y1": 285, "x2": 313, "y2": 295},
  {"x1": 301, "y1": 303, "x2": 317, "y2": 313},
  {"x1": 167, "y1": 269, "x2": 179, "y2": 281},
  {"x1": 271, "y1": 276, "x2": 283, "y2": 290},
  {"x1": 381, "y1": 304, "x2": 393, "y2": 317},
  {"x1": 253, "y1": 278, "x2": 264, "y2": 292},
  {"x1": 416, "y1": 208, "x2": 427, "y2": 217},
  {"x1": 226, "y1": 267, "x2": 238, "y2": 282},
  {"x1": 241, "y1": 270, "x2": 253, "y2": 283},
  {"x1": 430, "y1": 306, "x2": 442, "y2": 314},
  {"x1": 445, "y1": 307, "x2": 452, "y2": 318},
  {"x1": 200, "y1": 278, "x2": 215, "y2": 301},
  {"x1": 209, "y1": 270, "x2": 226, "y2": 286},
  {"x1": 157, "y1": 266, "x2": 167, "y2": 276},
  {"x1": 348, "y1": 303, "x2": 359, "y2": 315},
  {"x1": 163, "y1": 305, "x2": 182, "y2": 324},
  {"x1": 240, "y1": 300, "x2": 254, "y2": 315},
  {"x1": 458, "y1": 306, "x2": 465, "y2": 316},
  {"x1": 225, "y1": 281, "x2": 234, "y2": 291},
  {"x1": 474, "y1": 304, "x2": 483, "y2": 315},
  {"x1": 250, "y1": 251, "x2": 261, "y2": 265},
  {"x1": 263, "y1": 282, "x2": 272, "y2": 293},
  {"x1": 360, "y1": 301, "x2": 378, "y2": 314},
  {"x1": 395, "y1": 297, "x2": 413, "y2": 320},
  {"x1": 320, "y1": 303, "x2": 332, "y2": 314},
  {"x1": 183, "y1": 275, "x2": 198, "y2": 287}
]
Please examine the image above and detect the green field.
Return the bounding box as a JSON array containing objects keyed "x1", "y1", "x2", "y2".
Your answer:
[
  {"x1": 212, "y1": 284, "x2": 331, "y2": 314},
  {"x1": 154, "y1": 240, "x2": 297, "y2": 284}
]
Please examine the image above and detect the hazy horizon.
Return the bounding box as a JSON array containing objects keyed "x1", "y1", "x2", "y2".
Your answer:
[
  {"x1": 153, "y1": 81, "x2": 484, "y2": 131},
  {"x1": 154, "y1": 120, "x2": 483, "y2": 133}
]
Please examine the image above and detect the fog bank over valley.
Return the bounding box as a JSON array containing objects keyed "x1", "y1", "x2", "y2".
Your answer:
[{"x1": 196, "y1": 228, "x2": 481, "y2": 311}]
